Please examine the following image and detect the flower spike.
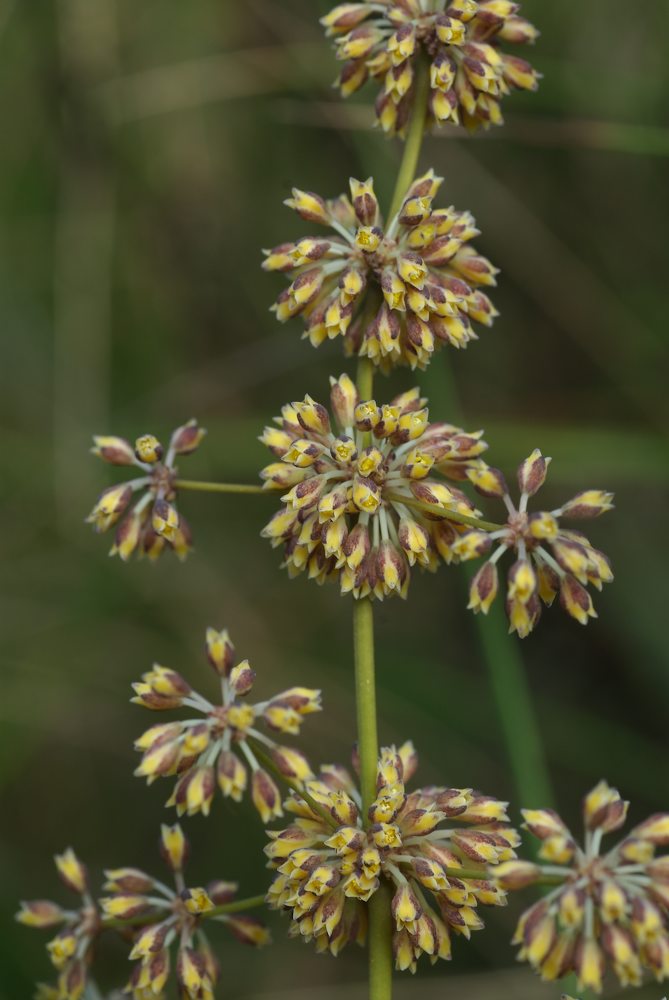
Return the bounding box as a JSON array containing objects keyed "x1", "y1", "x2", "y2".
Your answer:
[
  {"x1": 132, "y1": 626, "x2": 321, "y2": 821},
  {"x1": 321, "y1": 1, "x2": 540, "y2": 135},
  {"x1": 260, "y1": 376, "x2": 490, "y2": 598},
  {"x1": 264, "y1": 171, "x2": 498, "y2": 371},
  {"x1": 266, "y1": 742, "x2": 518, "y2": 968},
  {"x1": 87, "y1": 419, "x2": 206, "y2": 561}
]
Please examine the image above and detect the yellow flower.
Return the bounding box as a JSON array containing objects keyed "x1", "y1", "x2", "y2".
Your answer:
[
  {"x1": 266, "y1": 742, "x2": 517, "y2": 968},
  {"x1": 465, "y1": 450, "x2": 614, "y2": 636},
  {"x1": 87, "y1": 419, "x2": 206, "y2": 561},
  {"x1": 260, "y1": 375, "x2": 488, "y2": 598},
  {"x1": 508, "y1": 783, "x2": 669, "y2": 992},
  {"x1": 263, "y1": 171, "x2": 498, "y2": 371},
  {"x1": 132, "y1": 627, "x2": 320, "y2": 822},
  {"x1": 321, "y1": 0, "x2": 540, "y2": 136}
]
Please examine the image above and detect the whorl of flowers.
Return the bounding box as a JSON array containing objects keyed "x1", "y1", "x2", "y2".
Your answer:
[
  {"x1": 464, "y1": 449, "x2": 614, "y2": 637},
  {"x1": 321, "y1": 0, "x2": 540, "y2": 136},
  {"x1": 260, "y1": 375, "x2": 487, "y2": 599},
  {"x1": 263, "y1": 171, "x2": 498, "y2": 371},
  {"x1": 132, "y1": 627, "x2": 321, "y2": 822},
  {"x1": 16, "y1": 849, "x2": 100, "y2": 1000},
  {"x1": 101, "y1": 824, "x2": 269, "y2": 999},
  {"x1": 87, "y1": 419, "x2": 206, "y2": 561},
  {"x1": 265, "y1": 742, "x2": 518, "y2": 969},
  {"x1": 504, "y1": 782, "x2": 669, "y2": 992}
]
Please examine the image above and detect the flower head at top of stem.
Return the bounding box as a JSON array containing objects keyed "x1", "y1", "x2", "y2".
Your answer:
[
  {"x1": 132, "y1": 627, "x2": 321, "y2": 822},
  {"x1": 260, "y1": 374, "x2": 494, "y2": 599},
  {"x1": 463, "y1": 450, "x2": 614, "y2": 637},
  {"x1": 265, "y1": 741, "x2": 518, "y2": 970},
  {"x1": 263, "y1": 170, "x2": 498, "y2": 372},
  {"x1": 321, "y1": 0, "x2": 540, "y2": 136},
  {"x1": 87, "y1": 419, "x2": 207, "y2": 562},
  {"x1": 504, "y1": 782, "x2": 669, "y2": 993}
]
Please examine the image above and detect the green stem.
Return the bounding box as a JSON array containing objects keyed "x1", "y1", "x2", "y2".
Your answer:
[
  {"x1": 385, "y1": 491, "x2": 504, "y2": 532},
  {"x1": 102, "y1": 893, "x2": 267, "y2": 930},
  {"x1": 175, "y1": 479, "x2": 266, "y2": 494},
  {"x1": 247, "y1": 739, "x2": 338, "y2": 829},
  {"x1": 387, "y1": 55, "x2": 430, "y2": 221}
]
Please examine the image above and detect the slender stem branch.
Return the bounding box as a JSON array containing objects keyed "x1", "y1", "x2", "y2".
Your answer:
[
  {"x1": 247, "y1": 739, "x2": 338, "y2": 829},
  {"x1": 385, "y1": 491, "x2": 504, "y2": 532},
  {"x1": 353, "y1": 597, "x2": 379, "y2": 818},
  {"x1": 175, "y1": 479, "x2": 266, "y2": 494},
  {"x1": 387, "y1": 55, "x2": 430, "y2": 221},
  {"x1": 102, "y1": 893, "x2": 267, "y2": 930}
]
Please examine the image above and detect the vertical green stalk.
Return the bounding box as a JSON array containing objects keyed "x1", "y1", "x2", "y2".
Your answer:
[
  {"x1": 352, "y1": 65, "x2": 431, "y2": 1000},
  {"x1": 387, "y1": 56, "x2": 430, "y2": 221}
]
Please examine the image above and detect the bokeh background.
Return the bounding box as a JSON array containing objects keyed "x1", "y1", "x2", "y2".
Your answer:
[{"x1": 2, "y1": 0, "x2": 668, "y2": 997}]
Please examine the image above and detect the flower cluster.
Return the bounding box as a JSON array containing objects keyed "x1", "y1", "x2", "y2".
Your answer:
[
  {"x1": 321, "y1": 0, "x2": 540, "y2": 135},
  {"x1": 102, "y1": 824, "x2": 269, "y2": 999},
  {"x1": 263, "y1": 171, "x2": 497, "y2": 370},
  {"x1": 17, "y1": 849, "x2": 99, "y2": 1000},
  {"x1": 266, "y1": 742, "x2": 518, "y2": 969},
  {"x1": 507, "y1": 782, "x2": 669, "y2": 992},
  {"x1": 132, "y1": 627, "x2": 321, "y2": 821},
  {"x1": 464, "y1": 449, "x2": 614, "y2": 636},
  {"x1": 260, "y1": 375, "x2": 488, "y2": 599},
  {"x1": 87, "y1": 419, "x2": 206, "y2": 561}
]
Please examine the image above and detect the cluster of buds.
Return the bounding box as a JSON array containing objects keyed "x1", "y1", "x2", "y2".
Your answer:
[
  {"x1": 503, "y1": 782, "x2": 669, "y2": 992},
  {"x1": 132, "y1": 627, "x2": 321, "y2": 821},
  {"x1": 102, "y1": 824, "x2": 269, "y2": 999},
  {"x1": 260, "y1": 375, "x2": 488, "y2": 599},
  {"x1": 17, "y1": 849, "x2": 99, "y2": 1000},
  {"x1": 266, "y1": 742, "x2": 518, "y2": 968},
  {"x1": 464, "y1": 449, "x2": 614, "y2": 636},
  {"x1": 87, "y1": 420, "x2": 206, "y2": 561},
  {"x1": 321, "y1": 0, "x2": 540, "y2": 135},
  {"x1": 263, "y1": 171, "x2": 497, "y2": 370}
]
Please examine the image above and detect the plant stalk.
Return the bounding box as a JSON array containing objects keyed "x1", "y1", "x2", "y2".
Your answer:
[{"x1": 175, "y1": 479, "x2": 266, "y2": 494}]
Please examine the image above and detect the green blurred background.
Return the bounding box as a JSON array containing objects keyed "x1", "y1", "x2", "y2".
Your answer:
[{"x1": 2, "y1": 0, "x2": 668, "y2": 996}]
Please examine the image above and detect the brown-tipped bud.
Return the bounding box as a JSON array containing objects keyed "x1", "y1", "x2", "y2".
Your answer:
[
  {"x1": 284, "y1": 188, "x2": 330, "y2": 224},
  {"x1": 270, "y1": 746, "x2": 313, "y2": 784},
  {"x1": 103, "y1": 867, "x2": 155, "y2": 894},
  {"x1": 15, "y1": 900, "x2": 65, "y2": 928},
  {"x1": 134, "y1": 434, "x2": 163, "y2": 464},
  {"x1": 160, "y1": 823, "x2": 189, "y2": 872},
  {"x1": 217, "y1": 751, "x2": 247, "y2": 801},
  {"x1": 54, "y1": 849, "x2": 88, "y2": 895},
  {"x1": 295, "y1": 395, "x2": 331, "y2": 436},
  {"x1": 583, "y1": 780, "x2": 628, "y2": 833},
  {"x1": 376, "y1": 540, "x2": 407, "y2": 595},
  {"x1": 227, "y1": 915, "x2": 271, "y2": 948},
  {"x1": 494, "y1": 860, "x2": 541, "y2": 890},
  {"x1": 354, "y1": 399, "x2": 382, "y2": 432},
  {"x1": 467, "y1": 463, "x2": 508, "y2": 498},
  {"x1": 206, "y1": 627, "x2": 235, "y2": 676},
  {"x1": 397, "y1": 741, "x2": 418, "y2": 781},
  {"x1": 152, "y1": 497, "x2": 179, "y2": 541},
  {"x1": 560, "y1": 574, "x2": 597, "y2": 626},
  {"x1": 349, "y1": 176, "x2": 379, "y2": 226},
  {"x1": 392, "y1": 883, "x2": 422, "y2": 929},
  {"x1": 633, "y1": 813, "x2": 669, "y2": 846},
  {"x1": 176, "y1": 947, "x2": 207, "y2": 996},
  {"x1": 170, "y1": 418, "x2": 207, "y2": 456},
  {"x1": 560, "y1": 489, "x2": 615, "y2": 519},
  {"x1": 517, "y1": 448, "x2": 550, "y2": 497},
  {"x1": 60, "y1": 960, "x2": 86, "y2": 1000},
  {"x1": 91, "y1": 435, "x2": 135, "y2": 465},
  {"x1": 329, "y1": 790, "x2": 359, "y2": 827},
  {"x1": 343, "y1": 522, "x2": 371, "y2": 570},
  {"x1": 228, "y1": 659, "x2": 256, "y2": 697},
  {"x1": 206, "y1": 879, "x2": 238, "y2": 905},
  {"x1": 180, "y1": 886, "x2": 215, "y2": 915},
  {"x1": 100, "y1": 893, "x2": 151, "y2": 920},
  {"x1": 252, "y1": 769, "x2": 282, "y2": 824},
  {"x1": 468, "y1": 561, "x2": 498, "y2": 615}
]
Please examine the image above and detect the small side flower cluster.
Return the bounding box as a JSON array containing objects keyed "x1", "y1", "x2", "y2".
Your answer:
[
  {"x1": 266, "y1": 742, "x2": 518, "y2": 969},
  {"x1": 17, "y1": 829, "x2": 269, "y2": 1000},
  {"x1": 465, "y1": 449, "x2": 614, "y2": 636},
  {"x1": 507, "y1": 782, "x2": 669, "y2": 992},
  {"x1": 322, "y1": 0, "x2": 540, "y2": 135},
  {"x1": 260, "y1": 375, "x2": 487, "y2": 598},
  {"x1": 132, "y1": 627, "x2": 321, "y2": 821},
  {"x1": 263, "y1": 171, "x2": 497, "y2": 370},
  {"x1": 17, "y1": 849, "x2": 99, "y2": 1000},
  {"x1": 102, "y1": 824, "x2": 269, "y2": 999},
  {"x1": 87, "y1": 420, "x2": 206, "y2": 561}
]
